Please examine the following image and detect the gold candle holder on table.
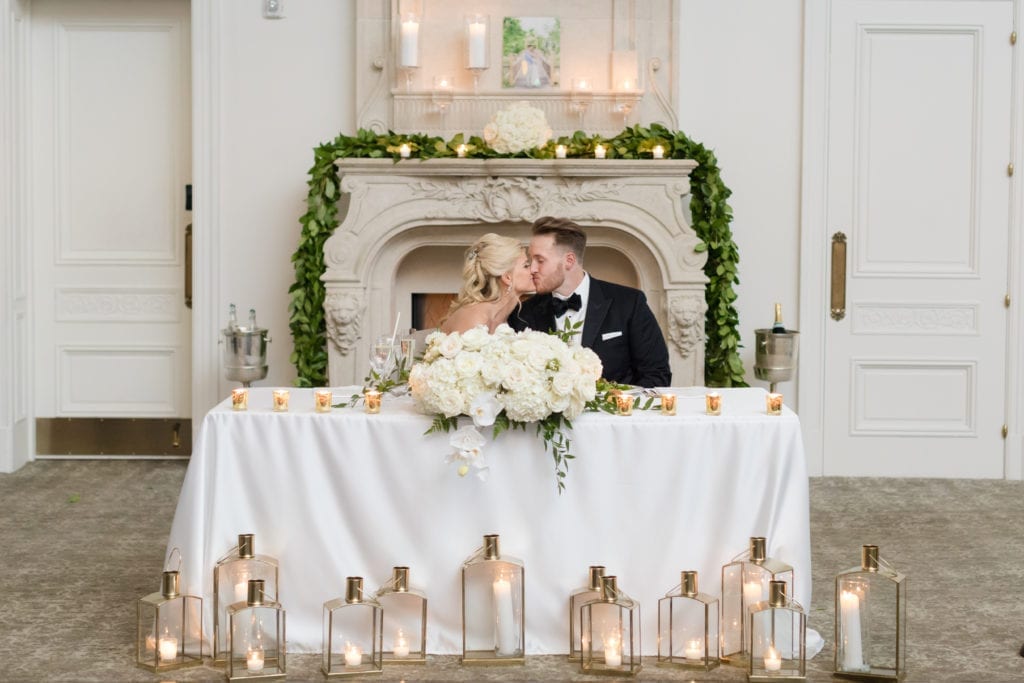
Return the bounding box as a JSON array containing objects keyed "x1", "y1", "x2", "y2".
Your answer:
[
  {"x1": 766, "y1": 393, "x2": 783, "y2": 416},
  {"x1": 272, "y1": 389, "x2": 289, "y2": 412},
  {"x1": 364, "y1": 390, "x2": 382, "y2": 414},
  {"x1": 615, "y1": 394, "x2": 635, "y2": 416},
  {"x1": 314, "y1": 389, "x2": 332, "y2": 413},
  {"x1": 231, "y1": 388, "x2": 248, "y2": 411},
  {"x1": 705, "y1": 392, "x2": 722, "y2": 416},
  {"x1": 660, "y1": 392, "x2": 677, "y2": 416}
]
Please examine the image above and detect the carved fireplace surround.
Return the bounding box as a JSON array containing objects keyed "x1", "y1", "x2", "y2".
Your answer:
[{"x1": 322, "y1": 158, "x2": 709, "y2": 386}]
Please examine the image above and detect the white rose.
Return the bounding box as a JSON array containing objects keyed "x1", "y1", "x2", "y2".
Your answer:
[
  {"x1": 460, "y1": 325, "x2": 490, "y2": 351},
  {"x1": 438, "y1": 333, "x2": 463, "y2": 358}
]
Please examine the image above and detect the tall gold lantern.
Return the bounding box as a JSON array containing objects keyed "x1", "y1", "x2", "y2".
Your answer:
[
  {"x1": 657, "y1": 570, "x2": 719, "y2": 670},
  {"x1": 375, "y1": 566, "x2": 428, "y2": 663},
  {"x1": 322, "y1": 576, "x2": 384, "y2": 677},
  {"x1": 721, "y1": 536, "x2": 794, "y2": 663},
  {"x1": 748, "y1": 580, "x2": 806, "y2": 681},
  {"x1": 568, "y1": 565, "x2": 605, "y2": 661},
  {"x1": 135, "y1": 566, "x2": 203, "y2": 672},
  {"x1": 461, "y1": 533, "x2": 525, "y2": 664},
  {"x1": 580, "y1": 575, "x2": 642, "y2": 676},
  {"x1": 834, "y1": 545, "x2": 907, "y2": 680},
  {"x1": 227, "y1": 579, "x2": 286, "y2": 681},
  {"x1": 214, "y1": 533, "x2": 280, "y2": 663}
]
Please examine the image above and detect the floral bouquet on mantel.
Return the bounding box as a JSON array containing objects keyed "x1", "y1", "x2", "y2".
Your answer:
[
  {"x1": 482, "y1": 101, "x2": 553, "y2": 154},
  {"x1": 408, "y1": 323, "x2": 607, "y2": 492}
]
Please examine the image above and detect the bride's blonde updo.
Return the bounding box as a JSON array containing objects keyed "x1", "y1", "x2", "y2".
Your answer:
[{"x1": 448, "y1": 233, "x2": 524, "y2": 314}]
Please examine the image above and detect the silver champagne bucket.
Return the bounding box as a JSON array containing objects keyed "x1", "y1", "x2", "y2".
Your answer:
[
  {"x1": 753, "y1": 328, "x2": 799, "y2": 393},
  {"x1": 221, "y1": 325, "x2": 270, "y2": 386}
]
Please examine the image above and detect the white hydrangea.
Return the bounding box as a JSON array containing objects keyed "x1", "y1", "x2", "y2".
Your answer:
[{"x1": 482, "y1": 102, "x2": 553, "y2": 154}]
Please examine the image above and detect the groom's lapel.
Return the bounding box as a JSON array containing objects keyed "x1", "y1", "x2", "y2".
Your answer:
[{"x1": 581, "y1": 280, "x2": 611, "y2": 348}]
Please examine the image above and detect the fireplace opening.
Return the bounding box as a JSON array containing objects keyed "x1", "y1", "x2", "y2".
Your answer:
[{"x1": 412, "y1": 293, "x2": 457, "y2": 330}]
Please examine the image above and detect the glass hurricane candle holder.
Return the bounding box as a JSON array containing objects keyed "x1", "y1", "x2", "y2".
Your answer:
[
  {"x1": 375, "y1": 566, "x2": 428, "y2": 663},
  {"x1": 721, "y1": 536, "x2": 794, "y2": 664},
  {"x1": 657, "y1": 570, "x2": 719, "y2": 671},
  {"x1": 136, "y1": 569, "x2": 203, "y2": 672},
  {"x1": 462, "y1": 534, "x2": 525, "y2": 664},
  {"x1": 228, "y1": 579, "x2": 286, "y2": 681},
  {"x1": 322, "y1": 576, "x2": 384, "y2": 677},
  {"x1": 580, "y1": 576, "x2": 642, "y2": 676},
  {"x1": 214, "y1": 533, "x2": 280, "y2": 663},
  {"x1": 568, "y1": 565, "x2": 605, "y2": 661},
  {"x1": 748, "y1": 580, "x2": 806, "y2": 681},
  {"x1": 834, "y1": 545, "x2": 907, "y2": 681}
]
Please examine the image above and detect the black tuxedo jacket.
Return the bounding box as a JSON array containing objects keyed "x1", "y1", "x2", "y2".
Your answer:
[{"x1": 509, "y1": 277, "x2": 672, "y2": 387}]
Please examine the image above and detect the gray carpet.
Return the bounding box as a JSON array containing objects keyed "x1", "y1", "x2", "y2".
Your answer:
[{"x1": 1, "y1": 461, "x2": 1022, "y2": 682}]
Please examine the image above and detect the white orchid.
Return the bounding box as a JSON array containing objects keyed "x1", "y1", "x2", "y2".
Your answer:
[{"x1": 469, "y1": 393, "x2": 500, "y2": 427}]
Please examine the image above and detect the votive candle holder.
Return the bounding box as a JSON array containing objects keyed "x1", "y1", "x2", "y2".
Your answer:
[
  {"x1": 314, "y1": 389, "x2": 332, "y2": 413},
  {"x1": 705, "y1": 392, "x2": 722, "y2": 416},
  {"x1": 231, "y1": 388, "x2": 248, "y2": 411},
  {"x1": 272, "y1": 389, "x2": 290, "y2": 412},
  {"x1": 615, "y1": 394, "x2": 635, "y2": 416},
  {"x1": 766, "y1": 393, "x2": 783, "y2": 416},
  {"x1": 365, "y1": 390, "x2": 382, "y2": 414},
  {"x1": 660, "y1": 392, "x2": 677, "y2": 416}
]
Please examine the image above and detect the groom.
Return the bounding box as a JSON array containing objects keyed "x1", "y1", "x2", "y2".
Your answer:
[{"x1": 509, "y1": 217, "x2": 672, "y2": 387}]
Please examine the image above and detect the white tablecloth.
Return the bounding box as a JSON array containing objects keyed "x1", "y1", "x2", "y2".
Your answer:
[{"x1": 166, "y1": 387, "x2": 812, "y2": 655}]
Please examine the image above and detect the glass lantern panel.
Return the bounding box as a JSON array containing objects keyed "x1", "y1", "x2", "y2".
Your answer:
[
  {"x1": 582, "y1": 602, "x2": 638, "y2": 671},
  {"x1": 569, "y1": 587, "x2": 602, "y2": 659},
  {"x1": 659, "y1": 595, "x2": 718, "y2": 664},
  {"x1": 378, "y1": 591, "x2": 426, "y2": 659},
  {"x1": 137, "y1": 595, "x2": 203, "y2": 668},
  {"x1": 215, "y1": 556, "x2": 279, "y2": 658},
  {"x1": 229, "y1": 605, "x2": 284, "y2": 678},
  {"x1": 463, "y1": 560, "x2": 523, "y2": 657},
  {"x1": 837, "y1": 572, "x2": 905, "y2": 677},
  {"x1": 721, "y1": 561, "x2": 744, "y2": 656},
  {"x1": 750, "y1": 606, "x2": 805, "y2": 678},
  {"x1": 324, "y1": 602, "x2": 381, "y2": 674}
]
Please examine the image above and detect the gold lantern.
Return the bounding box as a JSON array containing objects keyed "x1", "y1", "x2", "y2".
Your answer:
[
  {"x1": 568, "y1": 565, "x2": 605, "y2": 661},
  {"x1": 461, "y1": 533, "x2": 525, "y2": 664},
  {"x1": 136, "y1": 565, "x2": 203, "y2": 672},
  {"x1": 748, "y1": 580, "x2": 806, "y2": 681},
  {"x1": 214, "y1": 533, "x2": 280, "y2": 663},
  {"x1": 657, "y1": 570, "x2": 719, "y2": 670},
  {"x1": 580, "y1": 575, "x2": 642, "y2": 676},
  {"x1": 322, "y1": 576, "x2": 384, "y2": 677},
  {"x1": 375, "y1": 566, "x2": 427, "y2": 663},
  {"x1": 834, "y1": 545, "x2": 907, "y2": 680},
  {"x1": 721, "y1": 536, "x2": 794, "y2": 663},
  {"x1": 227, "y1": 579, "x2": 286, "y2": 681}
]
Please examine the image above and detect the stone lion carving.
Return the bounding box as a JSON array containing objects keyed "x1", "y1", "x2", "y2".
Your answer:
[
  {"x1": 667, "y1": 294, "x2": 707, "y2": 359},
  {"x1": 325, "y1": 291, "x2": 365, "y2": 356}
]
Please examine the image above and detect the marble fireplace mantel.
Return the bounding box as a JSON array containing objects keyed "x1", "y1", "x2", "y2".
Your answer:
[{"x1": 322, "y1": 158, "x2": 709, "y2": 386}]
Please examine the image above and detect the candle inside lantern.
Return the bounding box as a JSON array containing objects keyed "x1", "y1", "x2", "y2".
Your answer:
[
  {"x1": 555, "y1": 144, "x2": 567, "y2": 159},
  {"x1": 767, "y1": 392, "x2": 783, "y2": 415},
  {"x1": 594, "y1": 144, "x2": 606, "y2": 159},
  {"x1": 706, "y1": 391, "x2": 722, "y2": 415},
  {"x1": 314, "y1": 389, "x2": 332, "y2": 413},
  {"x1": 158, "y1": 636, "x2": 177, "y2": 662},
  {"x1": 660, "y1": 392, "x2": 676, "y2": 415},
  {"x1": 603, "y1": 630, "x2": 622, "y2": 667},
  {"x1": 744, "y1": 579, "x2": 763, "y2": 609},
  {"x1": 684, "y1": 637, "x2": 703, "y2": 660},
  {"x1": 456, "y1": 143, "x2": 467, "y2": 158},
  {"x1": 231, "y1": 387, "x2": 248, "y2": 411},
  {"x1": 246, "y1": 648, "x2": 265, "y2": 672},
  {"x1": 393, "y1": 629, "x2": 410, "y2": 658},
  {"x1": 344, "y1": 643, "x2": 363, "y2": 666},
  {"x1": 467, "y1": 16, "x2": 487, "y2": 69},
  {"x1": 364, "y1": 390, "x2": 381, "y2": 414},
  {"x1": 839, "y1": 589, "x2": 865, "y2": 671},
  {"x1": 652, "y1": 145, "x2": 665, "y2": 159},
  {"x1": 493, "y1": 576, "x2": 518, "y2": 655},
  {"x1": 399, "y1": 143, "x2": 411, "y2": 159},
  {"x1": 764, "y1": 646, "x2": 782, "y2": 671},
  {"x1": 614, "y1": 393, "x2": 634, "y2": 416},
  {"x1": 399, "y1": 15, "x2": 419, "y2": 68},
  {"x1": 272, "y1": 389, "x2": 289, "y2": 412}
]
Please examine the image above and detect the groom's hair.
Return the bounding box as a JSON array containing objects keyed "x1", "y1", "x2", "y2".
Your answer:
[{"x1": 532, "y1": 216, "x2": 586, "y2": 261}]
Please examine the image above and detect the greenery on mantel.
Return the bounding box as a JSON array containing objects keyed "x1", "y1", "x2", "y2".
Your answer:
[{"x1": 289, "y1": 123, "x2": 746, "y2": 388}]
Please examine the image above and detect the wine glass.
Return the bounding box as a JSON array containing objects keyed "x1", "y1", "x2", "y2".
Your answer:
[{"x1": 369, "y1": 336, "x2": 398, "y2": 382}]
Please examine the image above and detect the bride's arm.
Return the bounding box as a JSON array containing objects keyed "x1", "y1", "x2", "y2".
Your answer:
[{"x1": 440, "y1": 305, "x2": 489, "y2": 334}]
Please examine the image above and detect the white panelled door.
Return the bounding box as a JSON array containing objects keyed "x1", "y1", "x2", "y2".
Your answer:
[
  {"x1": 31, "y1": 0, "x2": 191, "y2": 450},
  {"x1": 823, "y1": 0, "x2": 1013, "y2": 477}
]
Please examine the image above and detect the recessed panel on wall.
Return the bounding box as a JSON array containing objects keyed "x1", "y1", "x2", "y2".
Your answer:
[
  {"x1": 852, "y1": 302, "x2": 979, "y2": 335},
  {"x1": 57, "y1": 22, "x2": 179, "y2": 263},
  {"x1": 856, "y1": 26, "x2": 979, "y2": 276},
  {"x1": 851, "y1": 359, "x2": 975, "y2": 436},
  {"x1": 58, "y1": 346, "x2": 177, "y2": 415},
  {"x1": 55, "y1": 287, "x2": 180, "y2": 322}
]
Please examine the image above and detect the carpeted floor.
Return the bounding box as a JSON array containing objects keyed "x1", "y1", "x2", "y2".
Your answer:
[{"x1": 0, "y1": 460, "x2": 1022, "y2": 682}]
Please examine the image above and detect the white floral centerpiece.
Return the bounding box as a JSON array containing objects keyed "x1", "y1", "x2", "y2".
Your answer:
[
  {"x1": 408, "y1": 324, "x2": 604, "y2": 491},
  {"x1": 482, "y1": 101, "x2": 553, "y2": 154}
]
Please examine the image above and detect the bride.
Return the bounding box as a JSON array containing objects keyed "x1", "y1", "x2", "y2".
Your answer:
[{"x1": 440, "y1": 233, "x2": 534, "y2": 334}]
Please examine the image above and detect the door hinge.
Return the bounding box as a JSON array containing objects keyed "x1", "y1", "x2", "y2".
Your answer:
[
  {"x1": 1002, "y1": 424, "x2": 1008, "y2": 439},
  {"x1": 1005, "y1": 294, "x2": 1011, "y2": 308}
]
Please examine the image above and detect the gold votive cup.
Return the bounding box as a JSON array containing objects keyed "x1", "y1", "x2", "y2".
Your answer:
[
  {"x1": 606, "y1": 388, "x2": 623, "y2": 406},
  {"x1": 660, "y1": 392, "x2": 677, "y2": 415},
  {"x1": 614, "y1": 393, "x2": 635, "y2": 416},
  {"x1": 231, "y1": 388, "x2": 248, "y2": 411},
  {"x1": 766, "y1": 392, "x2": 783, "y2": 416},
  {"x1": 314, "y1": 389, "x2": 332, "y2": 413},
  {"x1": 364, "y1": 390, "x2": 382, "y2": 414},
  {"x1": 705, "y1": 391, "x2": 722, "y2": 416},
  {"x1": 272, "y1": 389, "x2": 290, "y2": 412}
]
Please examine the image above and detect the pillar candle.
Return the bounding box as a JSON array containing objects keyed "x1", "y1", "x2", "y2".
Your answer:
[
  {"x1": 399, "y1": 17, "x2": 419, "y2": 67},
  {"x1": 493, "y1": 577, "x2": 518, "y2": 655},
  {"x1": 468, "y1": 18, "x2": 487, "y2": 68},
  {"x1": 839, "y1": 590, "x2": 866, "y2": 671}
]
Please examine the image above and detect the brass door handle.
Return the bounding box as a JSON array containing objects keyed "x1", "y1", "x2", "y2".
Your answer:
[
  {"x1": 185, "y1": 224, "x2": 193, "y2": 309},
  {"x1": 831, "y1": 232, "x2": 847, "y2": 320}
]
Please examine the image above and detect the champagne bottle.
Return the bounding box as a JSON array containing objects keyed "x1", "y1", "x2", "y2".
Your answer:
[
  {"x1": 248, "y1": 308, "x2": 257, "y2": 331},
  {"x1": 772, "y1": 303, "x2": 787, "y2": 333},
  {"x1": 228, "y1": 303, "x2": 238, "y2": 331}
]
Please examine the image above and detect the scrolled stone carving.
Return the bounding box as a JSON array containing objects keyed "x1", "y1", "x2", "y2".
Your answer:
[
  {"x1": 325, "y1": 291, "x2": 365, "y2": 356},
  {"x1": 667, "y1": 293, "x2": 708, "y2": 359}
]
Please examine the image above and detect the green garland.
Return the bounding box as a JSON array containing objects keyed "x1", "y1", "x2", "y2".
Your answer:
[{"x1": 289, "y1": 123, "x2": 746, "y2": 387}]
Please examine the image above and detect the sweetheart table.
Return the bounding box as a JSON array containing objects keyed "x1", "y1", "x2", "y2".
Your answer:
[{"x1": 166, "y1": 386, "x2": 812, "y2": 655}]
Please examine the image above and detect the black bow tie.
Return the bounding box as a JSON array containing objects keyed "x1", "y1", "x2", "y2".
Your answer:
[{"x1": 551, "y1": 293, "x2": 582, "y2": 316}]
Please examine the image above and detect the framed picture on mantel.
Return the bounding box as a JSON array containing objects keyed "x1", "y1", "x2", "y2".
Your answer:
[{"x1": 502, "y1": 17, "x2": 560, "y2": 88}]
